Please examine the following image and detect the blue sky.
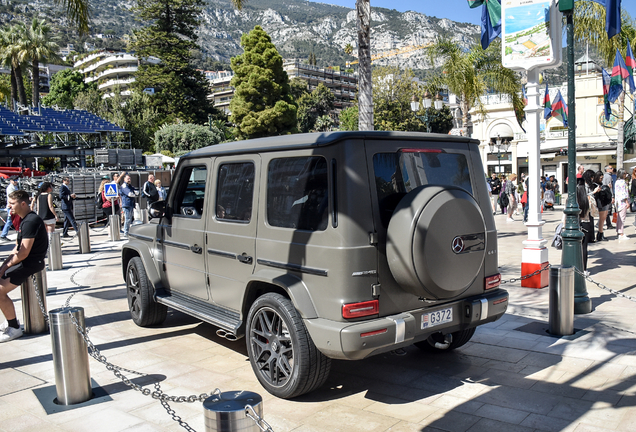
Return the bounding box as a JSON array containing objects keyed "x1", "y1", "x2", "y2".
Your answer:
[{"x1": 309, "y1": 0, "x2": 636, "y2": 27}]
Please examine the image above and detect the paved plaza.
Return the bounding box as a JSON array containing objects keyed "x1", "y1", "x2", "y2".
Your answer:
[{"x1": 1, "y1": 209, "x2": 636, "y2": 432}]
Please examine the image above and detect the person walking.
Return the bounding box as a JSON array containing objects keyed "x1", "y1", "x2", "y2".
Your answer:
[
  {"x1": 142, "y1": 174, "x2": 159, "y2": 206},
  {"x1": 505, "y1": 173, "x2": 518, "y2": 222},
  {"x1": 631, "y1": 167, "x2": 636, "y2": 226},
  {"x1": 576, "y1": 183, "x2": 592, "y2": 276},
  {"x1": 120, "y1": 174, "x2": 138, "y2": 237},
  {"x1": 155, "y1": 179, "x2": 167, "y2": 201},
  {"x1": 487, "y1": 173, "x2": 501, "y2": 215},
  {"x1": 602, "y1": 165, "x2": 615, "y2": 229},
  {"x1": 33, "y1": 182, "x2": 57, "y2": 235},
  {"x1": 0, "y1": 190, "x2": 49, "y2": 342},
  {"x1": 615, "y1": 168, "x2": 629, "y2": 241},
  {"x1": 595, "y1": 171, "x2": 611, "y2": 241},
  {"x1": 59, "y1": 177, "x2": 79, "y2": 239},
  {"x1": 583, "y1": 169, "x2": 599, "y2": 243},
  {"x1": 0, "y1": 178, "x2": 18, "y2": 241}
]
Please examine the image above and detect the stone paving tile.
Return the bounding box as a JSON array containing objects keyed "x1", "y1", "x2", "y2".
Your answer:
[
  {"x1": 0, "y1": 368, "x2": 47, "y2": 397},
  {"x1": 363, "y1": 395, "x2": 439, "y2": 423},
  {"x1": 420, "y1": 410, "x2": 481, "y2": 432},
  {"x1": 465, "y1": 418, "x2": 534, "y2": 432},
  {"x1": 472, "y1": 403, "x2": 530, "y2": 424},
  {"x1": 476, "y1": 385, "x2": 563, "y2": 415},
  {"x1": 458, "y1": 343, "x2": 530, "y2": 363},
  {"x1": 301, "y1": 404, "x2": 401, "y2": 432},
  {"x1": 519, "y1": 412, "x2": 575, "y2": 431},
  {"x1": 428, "y1": 394, "x2": 484, "y2": 415}
]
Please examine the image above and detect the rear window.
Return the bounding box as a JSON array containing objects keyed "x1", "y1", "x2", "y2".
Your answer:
[
  {"x1": 267, "y1": 156, "x2": 328, "y2": 231},
  {"x1": 373, "y1": 151, "x2": 472, "y2": 227}
]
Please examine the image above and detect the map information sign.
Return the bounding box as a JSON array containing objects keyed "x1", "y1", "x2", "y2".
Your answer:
[{"x1": 502, "y1": 0, "x2": 562, "y2": 71}]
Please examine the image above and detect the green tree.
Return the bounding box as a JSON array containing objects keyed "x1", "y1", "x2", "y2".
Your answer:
[
  {"x1": 297, "y1": 83, "x2": 335, "y2": 132},
  {"x1": 19, "y1": 18, "x2": 59, "y2": 108},
  {"x1": 338, "y1": 106, "x2": 359, "y2": 131},
  {"x1": 426, "y1": 105, "x2": 455, "y2": 134},
  {"x1": 43, "y1": 69, "x2": 96, "y2": 109},
  {"x1": 130, "y1": 0, "x2": 213, "y2": 124},
  {"x1": 289, "y1": 77, "x2": 309, "y2": 100},
  {"x1": 229, "y1": 26, "x2": 297, "y2": 139},
  {"x1": 428, "y1": 37, "x2": 523, "y2": 136},
  {"x1": 574, "y1": 2, "x2": 636, "y2": 167},
  {"x1": 56, "y1": 0, "x2": 91, "y2": 36},
  {"x1": 344, "y1": 43, "x2": 353, "y2": 56},
  {"x1": 372, "y1": 66, "x2": 426, "y2": 132},
  {"x1": 108, "y1": 91, "x2": 164, "y2": 152},
  {"x1": 0, "y1": 74, "x2": 11, "y2": 102},
  {"x1": 0, "y1": 23, "x2": 28, "y2": 109},
  {"x1": 154, "y1": 123, "x2": 224, "y2": 154}
]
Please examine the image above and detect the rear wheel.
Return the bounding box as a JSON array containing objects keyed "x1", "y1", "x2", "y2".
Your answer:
[
  {"x1": 126, "y1": 256, "x2": 167, "y2": 327},
  {"x1": 414, "y1": 327, "x2": 476, "y2": 352},
  {"x1": 246, "y1": 293, "x2": 331, "y2": 399}
]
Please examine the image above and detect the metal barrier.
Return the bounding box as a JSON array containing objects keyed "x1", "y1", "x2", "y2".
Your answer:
[
  {"x1": 49, "y1": 306, "x2": 92, "y2": 405},
  {"x1": 549, "y1": 265, "x2": 574, "y2": 336},
  {"x1": 20, "y1": 269, "x2": 48, "y2": 334},
  {"x1": 78, "y1": 222, "x2": 91, "y2": 254},
  {"x1": 109, "y1": 215, "x2": 121, "y2": 241},
  {"x1": 203, "y1": 390, "x2": 264, "y2": 432},
  {"x1": 48, "y1": 232, "x2": 63, "y2": 271}
]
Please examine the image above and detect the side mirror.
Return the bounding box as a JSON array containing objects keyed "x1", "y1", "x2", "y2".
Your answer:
[{"x1": 148, "y1": 200, "x2": 166, "y2": 220}]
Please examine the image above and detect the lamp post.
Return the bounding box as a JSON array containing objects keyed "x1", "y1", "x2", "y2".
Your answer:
[
  {"x1": 488, "y1": 134, "x2": 511, "y2": 175},
  {"x1": 411, "y1": 92, "x2": 443, "y2": 132}
]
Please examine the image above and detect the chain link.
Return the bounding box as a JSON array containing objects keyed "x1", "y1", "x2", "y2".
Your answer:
[
  {"x1": 573, "y1": 267, "x2": 636, "y2": 302},
  {"x1": 246, "y1": 405, "x2": 275, "y2": 432},
  {"x1": 499, "y1": 264, "x2": 551, "y2": 285}
]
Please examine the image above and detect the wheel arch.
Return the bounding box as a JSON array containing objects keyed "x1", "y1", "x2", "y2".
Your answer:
[
  {"x1": 121, "y1": 243, "x2": 162, "y2": 290},
  {"x1": 242, "y1": 270, "x2": 319, "y2": 323}
]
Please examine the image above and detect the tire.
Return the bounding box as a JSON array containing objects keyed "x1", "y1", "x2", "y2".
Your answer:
[
  {"x1": 126, "y1": 256, "x2": 167, "y2": 327},
  {"x1": 414, "y1": 327, "x2": 476, "y2": 352},
  {"x1": 246, "y1": 293, "x2": 331, "y2": 399}
]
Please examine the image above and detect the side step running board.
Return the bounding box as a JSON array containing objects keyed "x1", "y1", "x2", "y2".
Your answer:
[{"x1": 155, "y1": 291, "x2": 243, "y2": 338}]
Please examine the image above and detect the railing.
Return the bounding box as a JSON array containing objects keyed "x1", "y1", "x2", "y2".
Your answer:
[
  {"x1": 86, "y1": 66, "x2": 138, "y2": 83},
  {"x1": 98, "y1": 77, "x2": 136, "y2": 90}
]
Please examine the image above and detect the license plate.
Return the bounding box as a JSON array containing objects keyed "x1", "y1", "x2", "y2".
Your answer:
[{"x1": 421, "y1": 307, "x2": 453, "y2": 330}]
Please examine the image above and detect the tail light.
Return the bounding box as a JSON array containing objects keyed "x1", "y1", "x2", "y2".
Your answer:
[
  {"x1": 485, "y1": 274, "x2": 501, "y2": 290},
  {"x1": 342, "y1": 300, "x2": 379, "y2": 319}
]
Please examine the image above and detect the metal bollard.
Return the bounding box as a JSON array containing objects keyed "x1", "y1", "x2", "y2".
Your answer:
[
  {"x1": 549, "y1": 265, "x2": 574, "y2": 336},
  {"x1": 20, "y1": 269, "x2": 48, "y2": 334},
  {"x1": 109, "y1": 215, "x2": 121, "y2": 241},
  {"x1": 78, "y1": 222, "x2": 91, "y2": 254},
  {"x1": 49, "y1": 306, "x2": 92, "y2": 405},
  {"x1": 48, "y1": 232, "x2": 63, "y2": 271},
  {"x1": 203, "y1": 391, "x2": 263, "y2": 432}
]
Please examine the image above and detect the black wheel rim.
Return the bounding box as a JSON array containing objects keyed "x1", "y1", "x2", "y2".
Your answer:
[
  {"x1": 127, "y1": 265, "x2": 141, "y2": 321},
  {"x1": 249, "y1": 307, "x2": 294, "y2": 388}
]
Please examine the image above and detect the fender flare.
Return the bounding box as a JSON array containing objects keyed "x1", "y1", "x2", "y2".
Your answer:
[
  {"x1": 121, "y1": 241, "x2": 163, "y2": 291},
  {"x1": 247, "y1": 269, "x2": 318, "y2": 319}
]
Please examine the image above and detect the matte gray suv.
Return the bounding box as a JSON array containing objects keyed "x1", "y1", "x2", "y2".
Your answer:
[{"x1": 122, "y1": 131, "x2": 508, "y2": 398}]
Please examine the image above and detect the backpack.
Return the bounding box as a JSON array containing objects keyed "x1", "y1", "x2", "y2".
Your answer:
[
  {"x1": 499, "y1": 189, "x2": 509, "y2": 208},
  {"x1": 551, "y1": 222, "x2": 563, "y2": 250},
  {"x1": 588, "y1": 194, "x2": 599, "y2": 218},
  {"x1": 599, "y1": 185, "x2": 612, "y2": 207},
  {"x1": 96, "y1": 191, "x2": 104, "y2": 207}
]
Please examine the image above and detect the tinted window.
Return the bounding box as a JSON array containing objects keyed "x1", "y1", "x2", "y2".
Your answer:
[
  {"x1": 216, "y1": 163, "x2": 255, "y2": 223},
  {"x1": 267, "y1": 157, "x2": 328, "y2": 231},
  {"x1": 173, "y1": 166, "x2": 207, "y2": 218},
  {"x1": 374, "y1": 151, "x2": 472, "y2": 227}
]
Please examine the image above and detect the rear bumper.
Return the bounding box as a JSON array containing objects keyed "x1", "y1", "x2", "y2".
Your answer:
[{"x1": 305, "y1": 289, "x2": 508, "y2": 360}]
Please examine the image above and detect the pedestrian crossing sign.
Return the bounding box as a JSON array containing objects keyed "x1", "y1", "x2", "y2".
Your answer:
[{"x1": 104, "y1": 183, "x2": 118, "y2": 199}]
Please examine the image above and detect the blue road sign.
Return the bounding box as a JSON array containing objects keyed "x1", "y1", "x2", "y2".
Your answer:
[{"x1": 104, "y1": 183, "x2": 118, "y2": 199}]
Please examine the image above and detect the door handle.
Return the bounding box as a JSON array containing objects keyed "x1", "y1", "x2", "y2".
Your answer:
[
  {"x1": 191, "y1": 245, "x2": 203, "y2": 254},
  {"x1": 237, "y1": 253, "x2": 253, "y2": 264}
]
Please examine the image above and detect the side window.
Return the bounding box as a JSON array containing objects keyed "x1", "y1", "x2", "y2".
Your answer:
[
  {"x1": 173, "y1": 166, "x2": 207, "y2": 218},
  {"x1": 267, "y1": 157, "x2": 328, "y2": 231},
  {"x1": 216, "y1": 162, "x2": 255, "y2": 223}
]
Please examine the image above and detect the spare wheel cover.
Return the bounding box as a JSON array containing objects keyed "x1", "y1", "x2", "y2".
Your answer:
[{"x1": 386, "y1": 185, "x2": 486, "y2": 299}]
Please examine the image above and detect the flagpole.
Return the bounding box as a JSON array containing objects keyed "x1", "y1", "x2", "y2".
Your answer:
[{"x1": 561, "y1": 8, "x2": 592, "y2": 314}]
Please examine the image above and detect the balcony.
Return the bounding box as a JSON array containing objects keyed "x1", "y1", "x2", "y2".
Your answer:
[
  {"x1": 98, "y1": 77, "x2": 136, "y2": 90},
  {"x1": 86, "y1": 66, "x2": 138, "y2": 83}
]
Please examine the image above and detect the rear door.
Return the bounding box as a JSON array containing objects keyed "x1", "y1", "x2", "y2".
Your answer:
[
  {"x1": 161, "y1": 160, "x2": 210, "y2": 300},
  {"x1": 206, "y1": 156, "x2": 260, "y2": 311}
]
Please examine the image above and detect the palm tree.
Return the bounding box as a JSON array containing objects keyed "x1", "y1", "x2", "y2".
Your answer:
[
  {"x1": 427, "y1": 37, "x2": 524, "y2": 137},
  {"x1": 344, "y1": 43, "x2": 353, "y2": 56},
  {"x1": 574, "y1": 2, "x2": 636, "y2": 167},
  {"x1": 55, "y1": 0, "x2": 91, "y2": 36},
  {"x1": 19, "y1": 19, "x2": 59, "y2": 108},
  {"x1": 0, "y1": 24, "x2": 28, "y2": 110},
  {"x1": 356, "y1": 0, "x2": 373, "y2": 130}
]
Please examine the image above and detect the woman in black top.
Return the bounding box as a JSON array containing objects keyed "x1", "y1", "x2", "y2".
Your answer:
[{"x1": 33, "y1": 182, "x2": 57, "y2": 234}]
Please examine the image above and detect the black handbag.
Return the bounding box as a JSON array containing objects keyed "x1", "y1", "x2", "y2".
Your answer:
[{"x1": 631, "y1": 199, "x2": 636, "y2": 213}]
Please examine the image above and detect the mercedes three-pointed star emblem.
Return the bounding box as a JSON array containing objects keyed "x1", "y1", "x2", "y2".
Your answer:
[{"x1": 451, "y1": 236, "x2": 465, "y2": 254}]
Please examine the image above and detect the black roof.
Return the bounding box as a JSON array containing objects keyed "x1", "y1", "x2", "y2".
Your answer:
[{"x1": 185, "y1": 131, "x2": 479, "y2": 160}]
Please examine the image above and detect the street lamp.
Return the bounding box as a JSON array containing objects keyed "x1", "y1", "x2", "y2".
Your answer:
[
  {"x1": 488, "y1": 134, "x2": 511, "y2": 175},
  {"x1": 411, "y1": 92, "x2": 443, "y2": 132}
]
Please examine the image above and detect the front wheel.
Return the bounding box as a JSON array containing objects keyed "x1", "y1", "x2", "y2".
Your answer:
[
  {"x1": 414, "y1": 327, "x2": 476, "y2": 352},
  {"x1": 126, "y1": 256, "x2": 167, "y2": 327},
  {"x1": 246, "y1": 293, "x2": 331, "y2": 399}
]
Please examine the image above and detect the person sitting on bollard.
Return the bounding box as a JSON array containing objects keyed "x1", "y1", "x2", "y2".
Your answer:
[
  {"x1": 59, "y1": 177, "x2": 79, "y2": 239},
  {"x1": 0, "y1": 190, "x2": 49, "y2": 342}
]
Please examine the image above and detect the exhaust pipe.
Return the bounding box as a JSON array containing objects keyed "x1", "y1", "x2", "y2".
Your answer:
[
  {"x1": 434, "y1": 334, "x2": 453, "y2": 350},
  {"x1": 216, "y1": 329, "x2": 238, "y2": 341}
]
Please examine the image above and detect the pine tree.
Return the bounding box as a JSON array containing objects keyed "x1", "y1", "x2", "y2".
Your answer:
[
  {"x1": 130, "y1": 0, "x2": 213, "y2": 124},
  {"x1": 230, "y1": 26, "x2": 297, "y2": 139}
]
